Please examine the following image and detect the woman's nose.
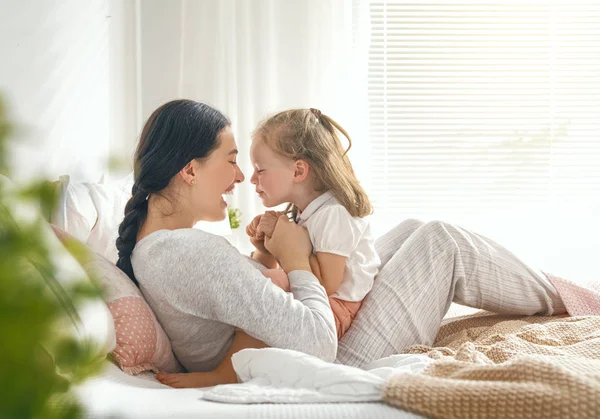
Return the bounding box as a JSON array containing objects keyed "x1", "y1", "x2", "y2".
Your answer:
[{"x1": 235, "y1": 164, "x2": 245, "y2": 183}]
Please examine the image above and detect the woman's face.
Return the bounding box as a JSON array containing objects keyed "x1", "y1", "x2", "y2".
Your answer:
[{"x1": 193, "y1": 127, "x2": 245, "y2": 221}]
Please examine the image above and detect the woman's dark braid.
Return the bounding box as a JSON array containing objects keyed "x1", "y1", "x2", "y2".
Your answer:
[{"x1": 115, "y1": 183, "x2": 149, "y2": 285}]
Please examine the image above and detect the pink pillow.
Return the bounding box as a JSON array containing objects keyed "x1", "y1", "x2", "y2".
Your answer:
[
  {"x1": 52, "y1": 226, "x2": 183, "y2": 375},
  {"x1": 544, "y1": 272, "x2": 600, "y2": 316}
]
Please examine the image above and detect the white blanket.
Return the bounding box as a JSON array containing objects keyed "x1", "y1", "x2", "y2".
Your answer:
[{"x1": 203, "y1": 348, "x2": 432, "y2": 404}]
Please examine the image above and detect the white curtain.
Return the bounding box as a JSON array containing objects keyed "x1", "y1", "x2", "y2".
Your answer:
[{"x1": 138, "y1": 0, "x2": 370, "y2": 251}]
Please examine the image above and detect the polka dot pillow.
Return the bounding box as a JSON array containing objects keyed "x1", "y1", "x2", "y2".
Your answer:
[
  {"x1": 107, "y1": 296, "x2": 157, "y2": 369},
  {"x1": 52, "y1": 226, "x2": 183, "y2": 375}
]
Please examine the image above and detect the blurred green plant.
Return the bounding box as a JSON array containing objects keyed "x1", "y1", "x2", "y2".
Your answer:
[
  {"x1": 107, "y1": 154, "x2": 132, "y2": 175},
  {"x1": 0, "y1": 96, "x2": 105, "y2": 418},
  {"x1": 228, "y1": 207, "x2": 242, "y2": 229}
]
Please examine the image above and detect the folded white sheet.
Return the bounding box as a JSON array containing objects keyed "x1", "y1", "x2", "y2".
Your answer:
[{"x1": 203, "y1": 348, "x2": 432, "y2": 404}]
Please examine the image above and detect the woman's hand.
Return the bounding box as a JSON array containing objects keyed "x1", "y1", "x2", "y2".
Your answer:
[{"x1": 264, "y1": 215, "x2": 312, "y2": 273}]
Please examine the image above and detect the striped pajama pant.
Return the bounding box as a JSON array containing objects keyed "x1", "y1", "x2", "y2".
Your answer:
[{"x1": 336, "y1": 219, "x2": 566, "y2": 367}]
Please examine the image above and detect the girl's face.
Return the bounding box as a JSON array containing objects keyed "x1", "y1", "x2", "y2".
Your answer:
[{"x1": 249, "y1": 139, "x2": 295, "y2": 208}]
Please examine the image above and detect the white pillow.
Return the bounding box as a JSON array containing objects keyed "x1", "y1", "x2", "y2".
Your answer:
[
  {"x1": 52, "y1": 174, "x2": 232, "y2": 263},
  {"x1": 52, "y1": 174, "x2": 133, "y2": 263}
]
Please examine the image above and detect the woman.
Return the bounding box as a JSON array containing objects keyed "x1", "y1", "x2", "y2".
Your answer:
[
  {"x1": 115, "y1": 100, "x2": 336, "y2": 384},
  {"x1": 116, "y1": 99, "x2": 565, "y2": 379}
]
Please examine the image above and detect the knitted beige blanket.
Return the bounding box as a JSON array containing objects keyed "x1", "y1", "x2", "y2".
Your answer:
[{"x1": 384, "y1": 313, "x2": 600, "y2": 419}]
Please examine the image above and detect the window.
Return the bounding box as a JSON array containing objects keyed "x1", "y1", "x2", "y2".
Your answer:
[{"x1": 364, "y1": 1, "x2": 600, "y2": 278}]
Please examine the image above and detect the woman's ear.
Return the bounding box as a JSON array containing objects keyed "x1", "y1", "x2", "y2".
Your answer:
[
  {"x1": 292, "y1": 159, "x2": 310, "y2": 183},
  {"x1": 179, "y1": 160, "x2": 198, "y2": 185}
]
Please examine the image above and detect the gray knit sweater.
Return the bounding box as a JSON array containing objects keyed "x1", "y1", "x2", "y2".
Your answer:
[{"x1": 131, "y1": 228, "x2": 337, "y2": 372}]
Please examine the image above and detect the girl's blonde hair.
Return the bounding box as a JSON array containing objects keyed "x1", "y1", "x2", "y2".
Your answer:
[{"x1": 253, "y1": 108, "x2": 372, "y2": 219}]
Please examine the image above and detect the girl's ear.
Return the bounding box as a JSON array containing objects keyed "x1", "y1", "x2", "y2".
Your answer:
[{"x1": 292, "y1": 159, "x2": 310, "y2": 183}]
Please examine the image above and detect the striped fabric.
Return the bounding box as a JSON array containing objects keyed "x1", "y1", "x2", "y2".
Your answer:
[{"x1": 337, "y1": 219, "x2": 566, "y2": 367}]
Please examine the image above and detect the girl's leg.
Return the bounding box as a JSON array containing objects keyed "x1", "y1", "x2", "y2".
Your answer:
[
  {"x1": 157, "y1": 330, "x2": 266, "y2": 388},
  {"x1": 158, "y1": 271, "x2": 287, "y2": 387},
  {"x1": 338, "y1": 220, "x2": 566, "y2": 367}
]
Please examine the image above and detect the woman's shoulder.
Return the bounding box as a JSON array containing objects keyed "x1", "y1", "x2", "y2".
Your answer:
[
  {"x1": 131, "y1": 227, "x2": 247, "y2": 297},
  {"x1": 133, "y1": 228, "x2": 235, "y2": 265}
]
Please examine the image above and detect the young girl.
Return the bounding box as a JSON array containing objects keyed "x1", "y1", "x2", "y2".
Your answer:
[
  {"x1": 157, "y1": 108, "x2": 380, "y2": 388},
  {"x1": 249, "y1": 108, "x2": 380, "y2": 336}
]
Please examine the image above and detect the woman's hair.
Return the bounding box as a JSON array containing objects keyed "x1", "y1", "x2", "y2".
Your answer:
[
  {"x1": 116, "y1": 99, "x2": 230, "y2": 286},
  {"x1": 253, "y1": 108, "x2": 372, "y2": 220}
]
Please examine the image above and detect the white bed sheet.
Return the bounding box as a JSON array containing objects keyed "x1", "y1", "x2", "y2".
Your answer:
[
  {"x1": 78, "y1": 305, "x2": 479, "y2": 418},
  {"x1": 78, "y1": 363, "x2": 422, "y2": 419}
]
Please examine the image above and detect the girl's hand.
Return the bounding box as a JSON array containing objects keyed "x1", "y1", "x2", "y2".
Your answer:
[
  {"x1": 257, "y1": 211, "x2": 279, "y2": 238},
  {"x1": 247, "y1": 214, "x2": 269, "y2": 254},
  {"x1": 247, "y1": 214, "x2": 277, "y2": 268},
  {"x1": 246, "y1": 214, "x2": 264, "y2": 240}
]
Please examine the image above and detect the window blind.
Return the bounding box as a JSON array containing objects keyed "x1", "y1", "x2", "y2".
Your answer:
[{"x1": 363, "y1": 0, "x2": 600, "y2": 276}]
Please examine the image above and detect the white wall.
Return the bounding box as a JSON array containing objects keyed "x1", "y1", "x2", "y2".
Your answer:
[
  {"x1": 108, "y1": 0, "x2": 139, "y2": 176},
  {"x1": 0, "y1": 0, "x2": 138, "y2": 182},
  {"x1": 138, "y1": 0, "x2": 183, "y2": 121}
]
